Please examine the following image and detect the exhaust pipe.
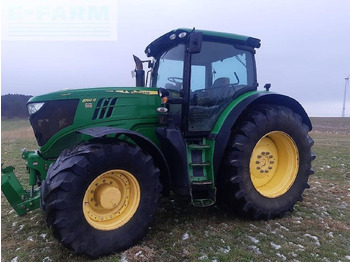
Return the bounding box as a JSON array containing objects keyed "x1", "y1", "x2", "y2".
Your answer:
[{"x1": 133, "y1": 55, "x2": 145, "y2": 87}]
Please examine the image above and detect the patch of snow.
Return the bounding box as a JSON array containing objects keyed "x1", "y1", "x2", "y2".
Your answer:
[
  {"x1": 40, "y1": 233, "x2": 47, "y2": 239},
  {"x1": 247, "y1": 236, "x2": 259, "y2": 244},
  {"x1": 297, "y1": 244, "x2": 305, "y2": 251},
  {"x1": 326, "y1": 165, "x2": 331, "y2": 169},
  {"x1": 276, "y1": 253, "x2": 286, "y2": 261},
  {"x1": 249, "y1": 245, "x2": 262, "y2": 255},
  {"x1": 135, "y1": 251, "x2": 143, "y2": 257},
  {"x1": 290, "y1": 242, "x2": 305, "y2": 251},
  {"x1": 9, "y1": 210, "x2": 14, "y2": 214},
  {"x1": 304, "y1": 234, "x2": 320, "y2": 246},
  {"x1": 42, "y1": 257, "x2": 52, "y2": 262},
  {"x1": 219, "y1": 246, "x2": 231, "y2": 254},
  {"x1": 19, "y1": 225, "x2": 24, "y2": 231},
  {"x1": 249, "y1": 223, "x2": 258, "y2": 229},
  {"x1": 182, "y1": 232, "x2": 189, "y2": 240},
  {"x1": 329, "y1": 232, "x2": 334, "y2": 238},
  {"x1": 345, "y1": 255, "x2": 350, "y2": 260},
  {"x1": 220, "y1": 239, "x2": 225, "y2": 244},
  {"x1": 339, "y1": 201, "x2": 348, "y2": 209},
  {"x1": 280, "y1": 225, "x2": 290, "y2": 231},
  {"x1": 198, "y1": 254, "x2": 208, "y2": 260},
  {"x1": 11, "y1": 257, "x2": 18, "y2": 262},
  {"x1": 271, "y1": 242, "x2": 281, "y2": 250},
  {"x1": 27, "y1": 236, "x2": 34, "y2": 242},
  {"x1": 120, "y1": 253, "x2": 128, "y2": 262},
  {"x1": 12, "y1": 222, "x2": 17, "y2": 227},
  {"x1": 258, "y1": 232, "x2": 267, "y2": 237},
  {"x1": 289, "y1": 252, "x2": 298, "y2": 258},
  {"x1": 15, "y1": 248, "x2": 21, "y2": 252}
]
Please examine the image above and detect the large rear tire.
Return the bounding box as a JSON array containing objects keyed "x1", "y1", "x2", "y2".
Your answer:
[
  {"x1": 41, "y1": 142, "x2": 161, "y2": 257},
  {"x1": 218, "y1": 105, "x2": 315, "y2": 219}
]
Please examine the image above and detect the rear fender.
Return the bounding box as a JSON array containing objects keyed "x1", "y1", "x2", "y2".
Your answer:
[{"x1": 210, "y1": 92, "x2": 312, "y2": 179}]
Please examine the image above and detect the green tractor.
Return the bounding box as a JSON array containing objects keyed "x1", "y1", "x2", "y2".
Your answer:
[{"x1": 2, "y1": 28, "x2": 315, "y2": 257}]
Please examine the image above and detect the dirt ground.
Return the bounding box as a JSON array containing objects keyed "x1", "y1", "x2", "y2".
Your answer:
[{"x1": 310, "y1": 117, "x2": 350, "y2": 134}]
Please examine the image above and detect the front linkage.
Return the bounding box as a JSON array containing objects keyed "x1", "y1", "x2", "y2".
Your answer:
[{"x1": 1, "y1": 150, "x2": 52, "y2": 216}]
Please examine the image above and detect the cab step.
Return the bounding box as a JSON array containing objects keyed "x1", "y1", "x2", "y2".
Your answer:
[{"x1": 191, "y1": 181, "x2": 216, "y2": 207}]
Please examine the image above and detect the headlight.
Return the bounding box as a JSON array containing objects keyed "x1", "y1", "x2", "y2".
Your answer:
[{"x1": 27, "y1": 102, "x2": 45, "y2": 115}]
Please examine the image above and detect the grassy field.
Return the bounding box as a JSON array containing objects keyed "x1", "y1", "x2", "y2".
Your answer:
[{"x1": 1, "y1": 118, "x2": 350, "y2": 262}]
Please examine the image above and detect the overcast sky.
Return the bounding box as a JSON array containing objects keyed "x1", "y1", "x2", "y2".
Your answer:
[{"x1": 1, "y1": 0, "x2": 350, "y2": 116}]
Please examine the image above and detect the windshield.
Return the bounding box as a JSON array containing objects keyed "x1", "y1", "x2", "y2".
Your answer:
[{"x1": 152, "y1": 44, "x2": 185, "y2": 91}]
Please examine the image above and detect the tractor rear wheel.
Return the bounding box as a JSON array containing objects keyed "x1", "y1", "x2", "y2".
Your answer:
[
  {"x1": 219, "y1": 104, "x2": 314, "y2": 219},
  {"x1": 41, "y1": 142, "x2": 161, "y2": 257}
]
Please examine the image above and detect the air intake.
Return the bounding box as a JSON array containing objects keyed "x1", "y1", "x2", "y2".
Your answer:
[{"x1": 92, "y1": 97, "x2": 118, "y2": 120}]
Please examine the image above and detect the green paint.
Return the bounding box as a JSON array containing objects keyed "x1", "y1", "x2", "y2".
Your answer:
[{"x1": 1, "y1": 165, "x2": 40, "y2": 216}]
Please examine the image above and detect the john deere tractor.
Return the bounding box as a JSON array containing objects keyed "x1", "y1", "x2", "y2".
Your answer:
[{"x1": 1, "y1": 28, "x2": 315, "y2": 257}]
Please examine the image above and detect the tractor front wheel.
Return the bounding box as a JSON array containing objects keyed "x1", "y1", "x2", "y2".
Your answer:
[
  {"x1": 41, "y1": 142, "x2": 161, "y2": 257},
  {"x1": 219, "y1": 105, "x2": 314, "y2": 219}
]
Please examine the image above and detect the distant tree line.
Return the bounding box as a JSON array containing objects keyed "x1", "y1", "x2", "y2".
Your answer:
[{"x1": 1, "y1": 94, "x2": 32, "y2": 119}]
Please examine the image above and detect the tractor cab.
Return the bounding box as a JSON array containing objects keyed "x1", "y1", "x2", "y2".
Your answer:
[{"x1": 144, "y1": 28, "x2": 260, "y2": 134}]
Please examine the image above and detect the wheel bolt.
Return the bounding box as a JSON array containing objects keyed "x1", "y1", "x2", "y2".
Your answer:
[
  {"x1": 257, "y1": 155, "x2": 262, "y2": 158},
  {"x1": 257, "y1": 167, "x2": 261, "y2": 170},
  {"x1": 260, "y1": 170, "x2": 264, "y2": 173},
  {"x1": 268, "y1": 166, "x2": 272, "y2": 170},
  {"x1": 270, "y1": 161, "x2": 274, "y2": 164},
  {"x1": 269, "y1": 155, "x2": 273, "y2": 158},
  {"x1": 265, "y1": 170, "x2": 268, "y2": 173},
  {"x1": 256, "y1": 161, "x2": 260, "y2": 164},
  {"x1": 261, "y1": 152, "x2": 265, "y2": 155}
]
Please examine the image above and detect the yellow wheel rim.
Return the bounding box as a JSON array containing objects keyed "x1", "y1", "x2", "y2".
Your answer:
[
  {"x1": 83, "y1": 169, "x2": 140, "y2": 231},
  {"x1": 249, "y1": 131, "x2": 299, "y2": 198}
]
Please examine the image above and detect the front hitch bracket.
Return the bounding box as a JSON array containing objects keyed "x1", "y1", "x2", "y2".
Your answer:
[{"x1": 1, "y1": 165, "x2": 40, "y2": 216}]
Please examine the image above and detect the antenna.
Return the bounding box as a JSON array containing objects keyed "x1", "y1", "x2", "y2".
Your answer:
[{"x1": 342, "y1": 76, "x2": 349, "y2": 117}]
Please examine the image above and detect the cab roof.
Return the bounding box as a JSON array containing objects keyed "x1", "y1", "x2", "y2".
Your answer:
[{"x1": 145, "y1": 28, "x2": 261, "y2": 58}]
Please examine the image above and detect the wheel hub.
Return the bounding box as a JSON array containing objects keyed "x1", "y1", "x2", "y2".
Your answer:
[
  {"x1": 83, "y1": 169, "x2": 140, "y2": 230},
  {"x1": 95, "y1": 185, "x2": 122, "y2": 210},
  {"x1": 249, "y1": 131, "x2": 299, "y2": 198},
  {"x1": 250, "y1": 137, "x2": 278, "y2": 187}
]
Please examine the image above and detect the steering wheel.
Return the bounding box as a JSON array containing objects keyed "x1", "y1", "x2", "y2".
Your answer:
[{"x1": 167, "y1": 77, "x2": 183, "y2": 84}]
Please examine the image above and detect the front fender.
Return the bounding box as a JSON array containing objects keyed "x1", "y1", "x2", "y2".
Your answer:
[{"x1": 78, "y1": 127, "x2": 170, "y2": 195}]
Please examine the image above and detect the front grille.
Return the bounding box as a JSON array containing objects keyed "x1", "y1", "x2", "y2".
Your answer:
[
  {"x1": 29, "y1": 99, "x2": 79, "y2": 146},
  {"x1": 92, "y1": 97, "x2": 118, "y2": 120}
]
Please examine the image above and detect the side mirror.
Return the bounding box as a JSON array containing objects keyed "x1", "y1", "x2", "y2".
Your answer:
[{"x1": 188, "y1": 32, "x2": 203, "y2": 54}]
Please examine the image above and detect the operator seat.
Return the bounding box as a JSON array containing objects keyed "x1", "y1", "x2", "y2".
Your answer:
[{"x1": 211, "y1": 77, "x2": 230, "y2": 89}]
